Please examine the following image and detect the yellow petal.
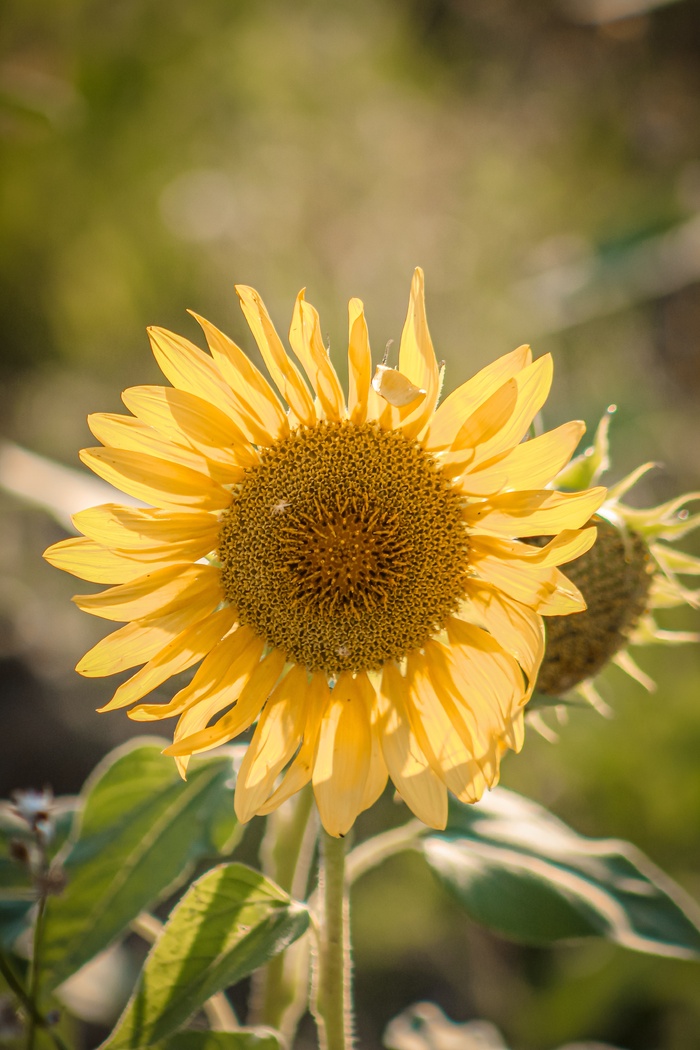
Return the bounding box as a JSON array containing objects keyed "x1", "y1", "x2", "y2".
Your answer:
[
  {"x1": 257, "y1": 673, "x2": 330, "y2": 814},
  {"x1": 469, "y1": 537, "x2": 580, "y2": 610},
  {"x1": 191, "y1": 312, "x2": 290, "y2": 443},
  {"x1": 164, "y1": 647, "x2": 286, "y2": 755},
  {"x1": 79, "y1": 447, "x2": 233, "y2": 510},
  {"x1": 439, "y1": 379, "x2": 519, "y2": 478},
  {"x1": 460, "y1": 583, "x2": 544, "y2": 684},
  {"x1": 313, "y1": 672, "x2": 372, "y2": 837},
  {"x1": 289, "y1": 292, "x2": 346, "y2": 421},
  {"x1": 129, "y1": 625, "x2": 264, "y2": 721},
  {"x1": 88, "y1": 412, "x2": 217, "y2": 471},
  {"x1": 535, "y1": 568, "x2": 587, "y2": 615},
  {"x1": 357, "y1": 674, "x2": 388, "y2": 812},
  {"x1": 234, "y1": 665, "x2": 310, "y2": 823},
  {"x1": 464, "y1": 486, "x2": 606, "y2": 537},
  {"x1": 97, "y1": 604, "x2": 237, "y2": 712},
  {"x1": 235, "y1": 285, "x2": 316, "y2": 426},
  {"x1": 73, "y1": 563, "x2": 221, "y2": 622},
  {"x1": 44, "y1": 537, "x2": 157, "y2": 584},
  {"x1": 394, "y1": 267, "x2": 440, "y2": 441},
  {"x1": 456, "y1": 421, "x2": 586, "y2": 495},
  {"x1": 436, "y1": 629, "x2": 524, "y2": 751},
  {"x1": 147, "y1": 326, "x2": 249, "y2": 426},
  {"x1": 464, "y1": 354, "x2": 554, "y2": 468},
  {"x1": 404, "y1": 652, "x2": 488, "y2": 804},
  {"x1": 121, "y1": 386, "x2": 258, "y2": 468},
  {"x1": 347, "y1": 298, "x2": 372, "y2": 424},
  {"x1": 72, "y1": 503, "x2": 219, "y2": 559},
  {"x1": 425, "y1": 344, "x2": 532, "y2": 451},
  {"x1": 76, "y1": 596, "x2": 219, "y2": 676},
  {"x1": 379, "y1": 663, "x2": 448, "y2": 828}
]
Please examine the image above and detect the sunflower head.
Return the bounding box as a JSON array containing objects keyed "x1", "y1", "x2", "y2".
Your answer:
[
  {"x1": 535, "y1": 407, "x2": 700, "y2": 705},
  {"x1": 44, "y1": 269, "x2": 606, "y2": 835}
]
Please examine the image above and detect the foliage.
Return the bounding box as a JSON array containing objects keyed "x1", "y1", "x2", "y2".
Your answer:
[{"x1": 2, "y1": 739, "x2": 700, "y2": 1048}]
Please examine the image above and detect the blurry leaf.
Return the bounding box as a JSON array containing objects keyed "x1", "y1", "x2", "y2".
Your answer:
[
  {"x1": 41, "y1": 739, "x2": 240, "y2": 991},
  {"x1": 423, "y1": 788, "x2": 700, "y2": 956},
  {"x1": 153, "y1": 1031, "x2": 281, "y2": 1050},
  {"x1": 101, "y1": 864, "x2": 309, "y2": 1050},
  {"x1": 384, "y1": 1001, "x2": 508, "y2": 1049}
]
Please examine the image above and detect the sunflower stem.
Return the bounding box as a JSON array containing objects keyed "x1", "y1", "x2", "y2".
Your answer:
[
  {"x1": 250, "y1": 786, "x2": 316, "y2": 1040},
  {"x1": 314, "y1": 829, "x2": 353, "y2": 1050}
]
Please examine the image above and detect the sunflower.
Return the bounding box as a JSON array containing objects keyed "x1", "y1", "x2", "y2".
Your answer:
[
  {"x1": 534, "y1": 406, "x2": 700, "y2": 714},
  {"x1": 44, "y1": 269, "x2": 605, "y2": 836}
]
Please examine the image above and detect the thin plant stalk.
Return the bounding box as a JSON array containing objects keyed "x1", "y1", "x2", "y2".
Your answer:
[
  {"x1": 314, "y1": 829, "x2": 352, "y2": 1050},
  {"x1": 26, "y1": 885, "x2": 47, "y2": 1050}
]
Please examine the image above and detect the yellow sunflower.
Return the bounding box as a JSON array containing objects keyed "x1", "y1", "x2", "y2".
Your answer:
[
  {"x1": 534, "y1": 407, "x2": 700, "y2": 714},
  {"x1": 44, "y1": 269, "x2": 605, "y2": 836}
]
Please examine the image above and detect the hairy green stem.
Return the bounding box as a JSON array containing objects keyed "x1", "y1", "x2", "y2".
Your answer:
[{"x1": 315, "y1": 830, "x2": 352, "y2": 1050}]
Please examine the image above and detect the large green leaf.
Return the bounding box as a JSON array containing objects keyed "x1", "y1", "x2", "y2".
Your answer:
[
  {"x1": 102, "y1": 863, "x2": 309, "y2": 1050},
  {"x1": 154, "y1": 1031, "x2": 281, "y2": 1050},
  {"x1": 41, "y1": 739, "x2": 240, "y2": 991},
  {"x1": 423, "y1": 788, "x2": 700, "y2": 956}
]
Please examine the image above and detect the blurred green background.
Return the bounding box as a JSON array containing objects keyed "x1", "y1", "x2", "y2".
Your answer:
[{"x1": 1, "y1": 0, "x2": 700, "y2": 1047}]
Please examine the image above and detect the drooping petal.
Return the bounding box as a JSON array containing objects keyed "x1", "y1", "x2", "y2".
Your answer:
[
  {"x1": 164, "y1": 648, "x2": 287, "y2": 756},
  {"x1": 357, "y1": 674, "x2": 389, "y2": 811},
  {"x1": 234, "y1": 665, "x2": 311, "y2": 823},
  {"x1": 379, "y1": 662, "x2": 448, "y2": 828},
  {"x1": 312, "y1": 672, "x2": 372, "y2": 836},
  {"x1": 459, "y1": 583, "x2": 544, "y2": 686},
  {"x1": 257, "y1": 673, "x2": 330, "y2": 814},
  {"x1": 235, "y1": 285, "x2": 316, "y2": 426},
  {"x1": 404, "y1": 651, "x2": 489, "y2": 805},
  {"x1": 79, "y1": 447, "x2": 233, "y2": 510},
  {"x1": 289, "y1": 292, "x2": 346, "y2": 421},
  {"x1": 129, "y1": 625, "x2": 264, "y2": 722}
]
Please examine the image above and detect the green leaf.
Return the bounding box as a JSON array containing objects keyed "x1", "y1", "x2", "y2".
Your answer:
[
  {"x1": 41, "y1": 738, "x2": 240, "y2": 991},
  {"x1": 153, "y1": 1031, "x2": 281, "y2": 1050},
  {"x1": 423, "y1": 788, "x2": 700, "y2": 956},
  {"x1": 102, "y1": 863, "x2": 309, "y2": 1050}
]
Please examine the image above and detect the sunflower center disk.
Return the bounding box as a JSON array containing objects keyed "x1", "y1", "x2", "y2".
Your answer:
[{"x1": 217, "y1": 420, "x2": 469, "y2": 674}]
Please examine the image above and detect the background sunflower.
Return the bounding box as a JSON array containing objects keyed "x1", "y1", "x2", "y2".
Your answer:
[{"x1": 1, "y1": 1, "x2": 700, "y2": 1047}]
